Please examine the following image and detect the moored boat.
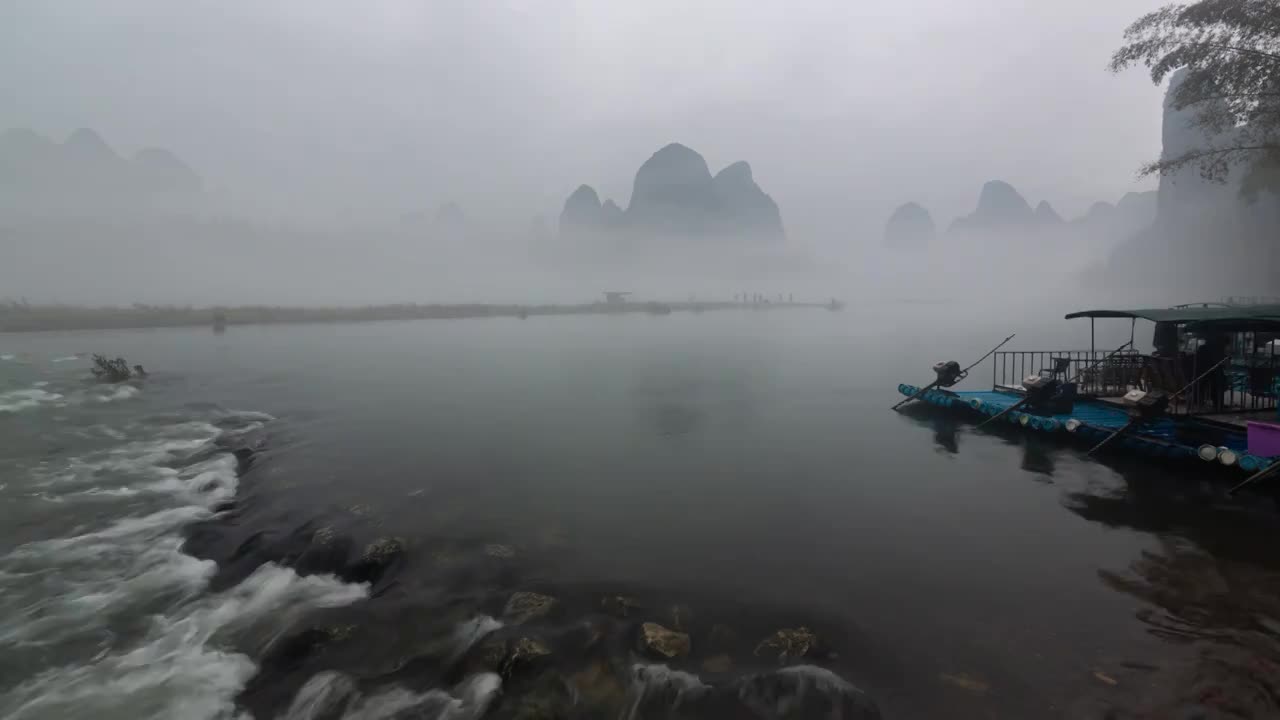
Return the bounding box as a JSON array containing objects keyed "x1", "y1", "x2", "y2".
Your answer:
[{"x1": 895, "y1": 303, "x2": 1280, "y2": 487}]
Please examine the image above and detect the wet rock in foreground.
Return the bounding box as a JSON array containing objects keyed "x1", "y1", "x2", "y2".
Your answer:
[
  {"x1": 639, "y1": 622, "x2": 691, "y2": 659},
  {"x1": 503, "y1": 591, "x2": 557, "y2": 625},
  {"x1": 340, "y1": 536, "x2": 405, "y2": 585},
  {"x1": 754, "y1": 626, "x2": 821, "y2": 662},
  {"x1": 501, "y1": 637, "x2": 552, "y2": 678}
]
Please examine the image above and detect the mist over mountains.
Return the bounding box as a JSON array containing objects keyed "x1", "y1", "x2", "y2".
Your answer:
[
  {"x1": 1, "y1": 62, "x2": 1276, "y2": 307},
  {"x1": 559, "y1": 143, "x2": 785, "y2": 244},
  {"x1": 0, "y1": 128, "x2": 201, "y2": 217},
  {"x1": 885, "y1": 180, "x2": 1158, "y2": 259},
  {"x1": 879, "y1": 69, "x2": 1277, "y2": 298}
]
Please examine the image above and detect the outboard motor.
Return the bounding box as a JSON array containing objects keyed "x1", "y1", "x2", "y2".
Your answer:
[
  {"x1": 1022, "y1": 373, "x2": 1060, "y2": 406},
  {"x1": 1122, "y1": 389, "x2": 1170, "y2": 421},
  {"x1": 1022, "y1": 372, "x2": 1073, "y2": 414},
  {"x1": 933, "y1": 360, "x2": 966, "y2": 388}
]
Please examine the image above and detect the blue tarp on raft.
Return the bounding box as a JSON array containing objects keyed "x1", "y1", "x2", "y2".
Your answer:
[{"x1": 895, "y1": 384, "x2": 1274, "y2": 471}]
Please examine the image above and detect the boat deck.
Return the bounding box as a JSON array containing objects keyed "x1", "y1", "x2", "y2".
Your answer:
[
  {"x1": 1095, "y1": 396, "x2": 1277, "y2": 431},
  {"x1": 962, "y1": 389, "x2": 1178, "y2": 437},
  {"x1": 898, "y1": 382, "x2": 1279, "y2": 472}
]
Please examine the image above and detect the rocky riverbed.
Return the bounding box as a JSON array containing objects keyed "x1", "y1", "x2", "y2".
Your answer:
[{"x1": 181, "y1": 430, "x2": 882, "y2": 719}]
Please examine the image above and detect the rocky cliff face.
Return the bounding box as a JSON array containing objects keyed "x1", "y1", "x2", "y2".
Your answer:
[
  {"x1": 883, "y1": 202, "x2": 935, "y2": 248},
  {"x1": 558, "y1": 143, "x2": 785, "y2": 242},
  {"x1": 1105, "y1": 70, "x2": 1279, "y2": 294},
  {"x1": 1156, "y1": 68, "x2": 1234, "y2": 217}
]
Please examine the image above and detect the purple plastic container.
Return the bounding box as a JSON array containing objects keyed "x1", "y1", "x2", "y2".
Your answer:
[{"x1": 1247, "y1": 421, "x2": 1280, "y2": 458}]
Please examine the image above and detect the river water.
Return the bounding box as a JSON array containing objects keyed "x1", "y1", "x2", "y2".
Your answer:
[{"x1": 2, "y1": 304, "x2": 1278, "y2": 719}]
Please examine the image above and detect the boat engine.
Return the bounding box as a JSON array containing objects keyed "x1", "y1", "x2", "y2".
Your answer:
[
  {"x1": 932, "y1": 360, "x2": 966, "y2": 387},
  {"x1": 1022, "y1": 373, "x2": 1072, "y2": 414},
  {"x1": 1122, "y1": 389, "x2": 1170, "y2": 421}
]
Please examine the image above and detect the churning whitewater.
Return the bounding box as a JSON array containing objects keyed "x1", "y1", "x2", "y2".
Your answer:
[{"x1": 0, "y1": 360, "x2": 370, "y2": 720}]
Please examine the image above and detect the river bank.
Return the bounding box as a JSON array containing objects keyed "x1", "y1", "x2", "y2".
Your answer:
[{"x1": 0, "y1": 299, "x2": 840, "y2": 333}]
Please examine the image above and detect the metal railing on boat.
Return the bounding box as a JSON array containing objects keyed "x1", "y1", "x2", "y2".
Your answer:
[{"x1": 992, "y1": 348, "x2": 1278, "y2": 417}]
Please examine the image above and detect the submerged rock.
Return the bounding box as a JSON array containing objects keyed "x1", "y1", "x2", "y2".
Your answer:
[
  {"x1": 340, "y1": 536, "x2": 405, "y2": 584},
  {"x1": 569, "y1": 660, "x2": 628, "y2": 712},
  {"x1": 504, "y1": 592, "x2": 558, "y2": 625},
  {"x1": 702, "y1": 654, "x2": 734, "y2": 674},
  {"x1": 736, "y1": 665, "x2": 882, "y2": 719},
  {"x1": 485, "y1": 543, "x2": 516, "y2": 559},
  {"x1": 639, "y1": 622, "x2": 691, "y2": 659},
  {"x1": 501, "y1": 637, "x2": 553, "y2": 678},
  {"x1": 281, "y1": 671, "x2": 359, "y2": 720},
  {"x1": 260, "y1": 624, "x2": 357, "y2": 672},
  {"x1": 667, "y1": 603, "x2": 694, "y2": 632},
  {"x1": 625, "y1": 664, "x2": 711, "y2": 718},
  {"x1": 601, "y1": 594, "x2": 642, "y2": 618},
  {"x1": 294, "y1": 529, "x2": 354, "y2": 578},
  {"x1": 753, "y1": 626, "x2": 819, "y2": 662},
  {"x1": 708, "y1": 624, "x2": 739, "y2": 652},
  {"x1": 506, "y1": 670, "x2": 574, "y2": 720},
  {"x1": 471, "y1": 635, "x2": 509, "y2": 674}
]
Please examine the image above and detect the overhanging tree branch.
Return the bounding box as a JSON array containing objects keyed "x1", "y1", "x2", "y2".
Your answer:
[{"x1": 1112, "y1": 0, "x2": 1280, "y2": 187}]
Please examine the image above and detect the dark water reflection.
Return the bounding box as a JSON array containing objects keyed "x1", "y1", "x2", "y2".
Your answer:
[{"x1": 3, "y1": 304, "x2": 1280, "y2": 719}]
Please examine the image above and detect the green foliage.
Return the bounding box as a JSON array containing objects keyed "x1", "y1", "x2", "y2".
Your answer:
[{"x1": 1110, "y1": 0, "x2": 1280, "y2": 184}]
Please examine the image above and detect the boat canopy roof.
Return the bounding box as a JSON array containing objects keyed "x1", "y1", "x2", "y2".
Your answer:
[{"x1": 1065, "y1": 304, "x2": 1280, "y2": 328}]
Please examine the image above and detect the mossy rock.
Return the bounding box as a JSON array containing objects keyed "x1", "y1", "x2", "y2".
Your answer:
[
  {"x1": 753, "y1": 626, "x2": 819, "y2": 662},
  {"x1": 639, "y1": 622, "x2": 691, "y2": 659},
  {"x1": 501, "y1": 637, "x2": 552, "y2": 678},
  {"x1": 503, "y1": 592, "x2": 557, "y2": 625}
]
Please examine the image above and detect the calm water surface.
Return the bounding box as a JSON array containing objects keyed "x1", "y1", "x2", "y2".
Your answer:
[{"x1": 2, "y1": 305, "x2": 1278, "y2": 719}]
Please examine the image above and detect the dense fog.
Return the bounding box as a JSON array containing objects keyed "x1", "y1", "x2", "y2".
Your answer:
[{"x1": 1, "y1": 1, "x2": 1275, "y2": 307}]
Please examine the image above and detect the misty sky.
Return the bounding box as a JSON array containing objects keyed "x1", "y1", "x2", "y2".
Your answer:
[{"x1": 2, "y1": 0, "x2": 1167, "y2": 239}]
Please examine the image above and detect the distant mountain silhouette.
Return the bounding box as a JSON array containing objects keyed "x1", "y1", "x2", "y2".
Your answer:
[
  {"x1": 1034, "y1": 200, "x2": 1063, "y2": 224},
  {"x1": 0, "y1": 127, "x2": 201, "y2": 203},
  {"x1": 940, "y1": 179, "x2": 1152, "y2": 243},
  {"x1": 133, "y1": 147, "x2": 201, "y2": 192},
  {"x1": 883, "y1": 202, "x2": 935, "y2": 248},
  {"x1": 949, "y1": 180, "x2": 1038, "y2": 232},
  {"x1": 558, "y1": 142, "x2": 784, "y2": 242},
  {"x1": 559, "y1": 184, "x2": 618, "y2": 236},
  {"x1": 708, "y1": 160, "x2": 784, "y2": 241}
]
